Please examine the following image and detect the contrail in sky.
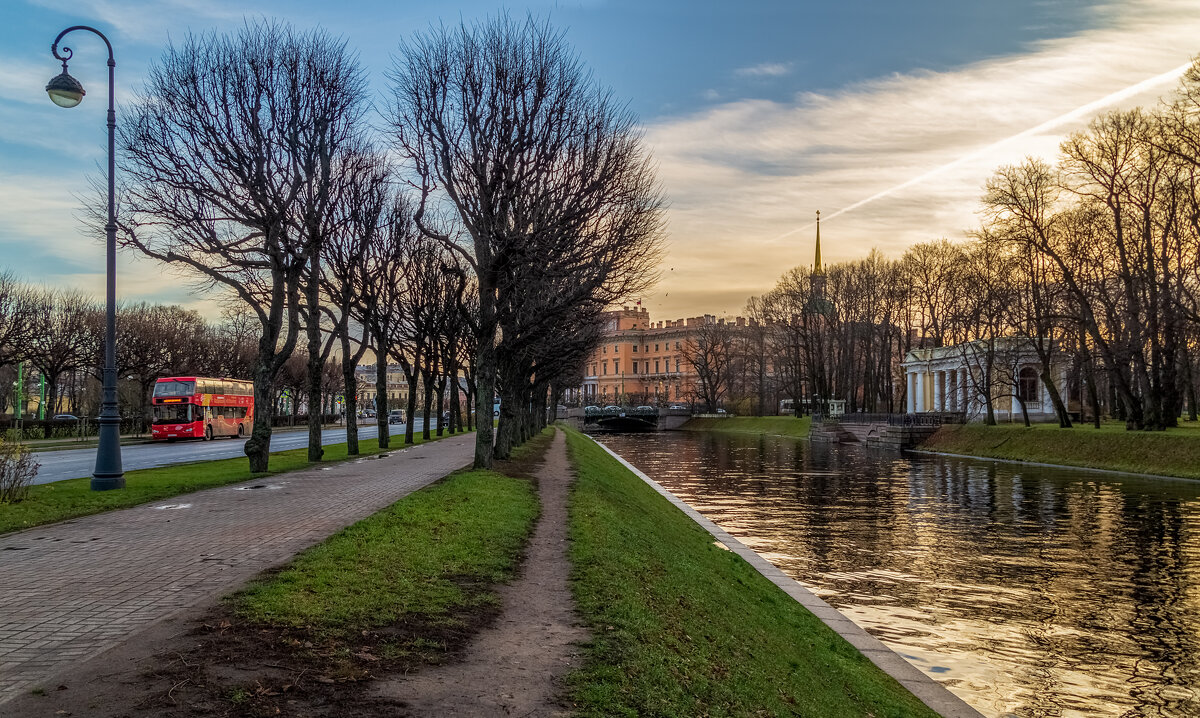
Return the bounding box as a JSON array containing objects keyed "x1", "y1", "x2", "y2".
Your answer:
[{"x1": 771, "y1": 61, "x2": 1192, "y2": 243}]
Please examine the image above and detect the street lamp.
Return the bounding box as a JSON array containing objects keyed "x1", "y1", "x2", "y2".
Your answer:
[{"x1": 47, "y1": 26, "x2": 124, "y2": 490}]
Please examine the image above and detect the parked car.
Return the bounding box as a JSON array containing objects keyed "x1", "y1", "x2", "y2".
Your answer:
[
  {"x1": 668, "y1": 404, "x2": 687, "y2": 410},
  {"x1": 635, "y1": 405, "x2": 654, "y2": 411},
  {"x1": 388, "y1": 409, "x2": 406, "y2": 425},
  {"x1": 584, "y1": 405, "x2": 601, "y2": 413},
  {"x1": 51, "y1": 413, "x2": 79, "y2": 421},
  {"x1": 603, "y1": 405, "x2": 622, "y2": 411},
  {"x1": 716, "y1": 408, "x2": 727, "y2": 414}
]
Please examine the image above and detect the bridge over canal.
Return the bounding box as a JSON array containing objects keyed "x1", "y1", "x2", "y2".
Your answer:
[{"x1": 566, "y1": 406, "x2": 693, "y2": 432}]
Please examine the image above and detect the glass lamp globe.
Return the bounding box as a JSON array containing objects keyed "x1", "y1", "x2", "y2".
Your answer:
[{"x1": 46, "y1": 71, "x2": 85, "y2": 108}]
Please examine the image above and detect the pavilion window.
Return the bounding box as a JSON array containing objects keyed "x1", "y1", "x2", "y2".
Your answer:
[{"x1": 1018, "y1": 367, "x2": 1039, "y2": 404}]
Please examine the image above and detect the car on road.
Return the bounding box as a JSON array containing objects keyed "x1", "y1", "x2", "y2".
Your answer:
[
  {"x1": 635, "y1": 405, "x2": 654, "y2": 411},
  {"x1": 603, "y1": 405, "x2": 622, "y2": 411},
  {"x1": 388, "y1": 409, "x2": 406, "y2": 425},
  {"x1": 51, "y1": 414, "x2": 79, "y2": 421},
  {"x1": 668, "y1": 404, "x2": 687, "y2": 410},
  {"x1": 716, "y1": 408, "x2": 727, "y2": 414},
  {"x1": 584, "y1": 405, "x2": 600, "y2": 413}
]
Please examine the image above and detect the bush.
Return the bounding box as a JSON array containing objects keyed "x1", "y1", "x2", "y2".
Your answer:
[{"x1": 0, "y1": 436, "x2": 39, "y2": 504}]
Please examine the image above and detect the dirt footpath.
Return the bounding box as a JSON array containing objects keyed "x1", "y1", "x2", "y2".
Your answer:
[{"x1": 378, "y1": 428, "x2": 588, "y2": 716}]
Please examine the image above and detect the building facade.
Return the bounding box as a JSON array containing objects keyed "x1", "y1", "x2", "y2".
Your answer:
[
  {"x1": 354, "y1": 364, "x2": 412, "y2": 409},
  {"x1": 901, "y1": 338, "x2": 1077, "y2": 421},
  {"x1": 573, "y1": 307, "x2": 756, "y2": 407}
]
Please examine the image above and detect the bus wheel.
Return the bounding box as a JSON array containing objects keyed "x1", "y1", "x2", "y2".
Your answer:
[
  {"x1": 205, "y1": 425, "x2": 213, "y2": 441},
  {"x1": 237, "y1": 424, "x2": 244, "y2": 438}
]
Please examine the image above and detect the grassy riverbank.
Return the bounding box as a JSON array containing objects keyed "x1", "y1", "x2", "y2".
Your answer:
[
  {"x1": 920, "y1": 422, "x2": 1200, "y2": 479},
  {"x1": 0, "y1": 431, "x2": 458, "y2": 535},
  {"x1": 681, "y1": 414, "x2": 812, "y2": 437},
  {"x1": 563, "y1": 428, "x2": 937, "y2": 717}
]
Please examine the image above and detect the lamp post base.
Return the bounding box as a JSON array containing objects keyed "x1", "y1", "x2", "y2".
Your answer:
[
  {"x1": 90, "y1": 475, "x2": 126, "y2": 491},
  {"x1": 92, "y1": 414, "x2": 124, "y2": 491}
]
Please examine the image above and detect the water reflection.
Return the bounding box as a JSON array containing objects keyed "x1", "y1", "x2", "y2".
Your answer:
[{"x1": 598, "y1": 431, "x2": 1200, "y2": 718}]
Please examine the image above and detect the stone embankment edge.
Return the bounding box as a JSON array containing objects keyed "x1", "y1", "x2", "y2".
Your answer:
[
  {"x1": 593, "y1": 439, "x2": 985, "y2": 718},
  {"x1": 909, "y1": 448, "x2": 1200, "y2": 484}
]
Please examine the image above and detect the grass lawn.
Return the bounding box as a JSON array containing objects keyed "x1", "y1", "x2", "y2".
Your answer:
[
  {"x1": 682, "y1": 414, "x2": 812, "y2": 438},
  {"x1": 563, "y1": 428, "x2": 938, "y2": 718},
  {"x1": 0, "y1": 430, "x2": 460, "y2": 535},
  {"x1": 233, "y1": 467, "x2": 538, "y2": 632},
  {"x1": 920, "y1": 421, "x2": 1200, "y2": 479}
]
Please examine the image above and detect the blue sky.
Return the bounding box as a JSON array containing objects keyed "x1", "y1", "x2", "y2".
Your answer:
[{"x1": 0, "y1": 0, "x2": 1196, "y2": 319}]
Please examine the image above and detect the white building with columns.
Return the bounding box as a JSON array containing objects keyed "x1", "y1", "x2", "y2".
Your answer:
[{"x1": 901, "y1": 338, "x2": 1076, "y2": 422}]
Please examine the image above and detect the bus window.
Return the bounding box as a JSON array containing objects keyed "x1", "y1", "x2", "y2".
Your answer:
[
  {"x1": 152, "y1": 404, "x2": 193, "y2": 424},
  {"x1": 153, "y1": 380, "x2": 195, "y2": 397}
]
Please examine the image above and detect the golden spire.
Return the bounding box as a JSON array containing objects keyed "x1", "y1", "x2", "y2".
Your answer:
[{"x1": 814, "y1": 209, "x2": 824, "y2": 275}]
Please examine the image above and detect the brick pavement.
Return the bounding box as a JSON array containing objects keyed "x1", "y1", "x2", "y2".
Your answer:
[{"x1": 0, "y1": 433, "x2": 475, "y2": 707}]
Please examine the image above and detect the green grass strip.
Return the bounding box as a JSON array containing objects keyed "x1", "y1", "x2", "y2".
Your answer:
[
  {"x1": 0, "y1": 431, "x2": 457, "y2": 535},
  {"x1": 233, "y1": 467, "x2": 538, "y2": 630},
  {"x1": 564, "y1": 428, "x2": 938, "y2": 718},
  {"x1": 920, "y1": 422, "x2": 1200, "y2": 479},
  {"x1": 682, "y1": 415, "x2": 812, "y2": 438}
]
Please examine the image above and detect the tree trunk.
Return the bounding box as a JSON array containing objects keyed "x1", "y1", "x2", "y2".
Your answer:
[
  {"x1": 305, "y1": 259, "x2": 323, "y2": 462},
  {"x1": 375, "y1": 350, "x2": 389, "y2": 449},
  {"x1": 341, "y1": 332, "x2": 360, "y2": 456},
  {"x1": 246, "y1": 356, "x2": 276, "y2": 472}
]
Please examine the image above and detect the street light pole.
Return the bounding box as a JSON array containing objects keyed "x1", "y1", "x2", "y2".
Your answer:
[{"x1": 47, "y1": 26, "x2": 124, "y2": 490}]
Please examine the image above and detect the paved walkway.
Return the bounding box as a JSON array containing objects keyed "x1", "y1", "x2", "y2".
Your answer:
[{"x1": 0, "y1": 433, "x2": 475, "y2": 707}]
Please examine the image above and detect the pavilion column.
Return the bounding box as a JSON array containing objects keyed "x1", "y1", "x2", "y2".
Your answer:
[
  {"x1": 960, "y1": 368, "x2": 969, "y2": 413},
  {"x1": 907, "y1": 371, "x2": 916, "y2": 413},
  {"x1": 934, "y1": 371, "x2": 944, "y2": 412},
  {"x1": 915, "y1": 371, "x2": 925, "y2": 412}
]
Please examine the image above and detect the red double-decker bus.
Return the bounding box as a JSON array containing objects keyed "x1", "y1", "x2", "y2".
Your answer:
[{"x1": 151, "y1": 376, "x2": 254, "y2": 441}]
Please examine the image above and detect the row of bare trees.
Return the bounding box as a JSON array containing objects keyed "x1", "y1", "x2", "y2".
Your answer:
[
  {"x1": 91, "y1": 15, "x2": 661, "y2": 471},
  {"x1": 0, "y1": 273, "x2": 262, "y2": 429},
  {"x1": 724, "y1": 61, "x2": 1200, "y2": 430}
]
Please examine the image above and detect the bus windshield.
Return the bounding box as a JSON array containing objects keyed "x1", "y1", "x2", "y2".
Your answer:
[
  {"x1": 154, "y1": 380, "x2": 196, "y2": 397},
  {"x1": 152, "y1": 404, "x2": 195, "y2": 424}
]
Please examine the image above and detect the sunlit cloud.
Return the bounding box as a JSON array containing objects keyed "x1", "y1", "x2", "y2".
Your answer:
[{"x1": 642, "y1": 0, "x2": 1200, "y2": 320}]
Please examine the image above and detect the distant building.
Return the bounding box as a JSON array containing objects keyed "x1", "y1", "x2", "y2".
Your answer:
[
  {"x1": 572, "y1": 307, "x2": 756, "y2": 407},
  {"x1": 355, "y1": 364, "x2": 411, "y2": 408}
]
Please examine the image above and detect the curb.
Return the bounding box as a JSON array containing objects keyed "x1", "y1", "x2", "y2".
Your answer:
[{"x1": 593, "y1": 439, "x2": 985, "y2": 718}]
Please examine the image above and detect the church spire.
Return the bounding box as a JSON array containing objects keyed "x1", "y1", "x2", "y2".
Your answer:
[{"x1": 813, "y1": 209, "x2": 824, "y2": 275}]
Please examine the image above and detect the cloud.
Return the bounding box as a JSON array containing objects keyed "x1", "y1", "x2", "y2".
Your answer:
[
  {"x1": 734, "y1": 61, "x2": 792, "y2": 78},
  {"x1": 642, "y1": 0, "x2": 1200, "y2": 320}
]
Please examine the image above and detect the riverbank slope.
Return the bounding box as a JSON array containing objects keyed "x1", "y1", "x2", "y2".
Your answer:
[
  {"x1": 564, "y1": 427, "x2": 939, "y2": 717},
  {"x1": 681, "y1": 414, "x2": 811, "y2": 437},
  {"x1": 918, "y1": 422, "x2": 1200, "y2": 480}
]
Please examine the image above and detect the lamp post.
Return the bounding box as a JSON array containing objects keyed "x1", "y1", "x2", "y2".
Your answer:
[{"x1": 47, "y1": 26, "x2": 124, "y2": 490}]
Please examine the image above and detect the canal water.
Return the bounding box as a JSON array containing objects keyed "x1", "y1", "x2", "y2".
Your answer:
[{"x1": 597, "y1": 431, "x2": 1200, "y2": 718}]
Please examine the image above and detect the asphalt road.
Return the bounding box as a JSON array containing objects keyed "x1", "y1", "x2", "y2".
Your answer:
[{"x1": 30, "y1": 420, "x2": 434, "y2": 485}]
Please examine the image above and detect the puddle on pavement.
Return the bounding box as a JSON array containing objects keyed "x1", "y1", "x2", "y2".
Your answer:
[
  {"x1": 153, "y1": 503, "x2": 192, "y2": 510},
  {"x1": 234, "y1": 483, "x2": 285, "y2": 491}
]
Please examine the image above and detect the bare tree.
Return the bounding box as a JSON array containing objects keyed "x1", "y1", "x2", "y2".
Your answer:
[
  {"x1": 389, "y1": 14, "x2": 665, "y2": 467},
  {"x1": 108, "y1": 21, "x2": 367, "y2": 470}
]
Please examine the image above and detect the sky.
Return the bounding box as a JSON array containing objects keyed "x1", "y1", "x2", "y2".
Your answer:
[{"x1": 1, "y1": 0, "x2": 1199, "y2": 321}]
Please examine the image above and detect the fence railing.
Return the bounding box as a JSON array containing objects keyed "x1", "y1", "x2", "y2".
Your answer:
[{"x1": 813, "y1": 412, "x2": 966, "y2": 428}]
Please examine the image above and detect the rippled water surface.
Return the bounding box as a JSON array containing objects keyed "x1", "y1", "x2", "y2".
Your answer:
[{"x1": 598, "y1": 431, "x2": 1200, "y2": 718}]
